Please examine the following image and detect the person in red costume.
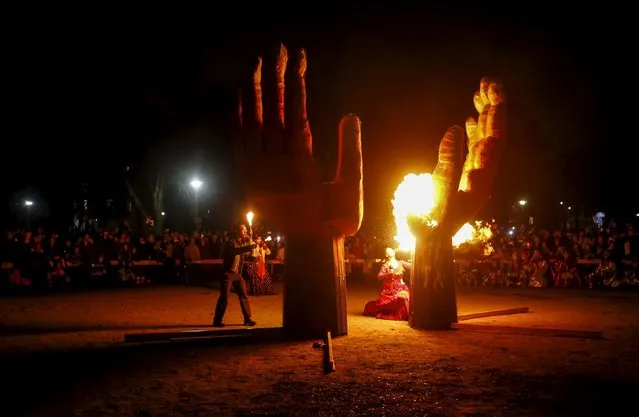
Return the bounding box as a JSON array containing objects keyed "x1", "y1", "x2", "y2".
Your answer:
[{"x1": 363, "y1": 248, "x2": 412, "y2": 321}]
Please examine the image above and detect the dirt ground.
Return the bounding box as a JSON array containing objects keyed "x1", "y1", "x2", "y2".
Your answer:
[{"x1": 1, "y1": 283, "x2": 638, "y2": 416}]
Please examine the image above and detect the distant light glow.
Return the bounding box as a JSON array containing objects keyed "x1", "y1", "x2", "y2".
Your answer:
[
  {"x1": 24, "y1": 200, "x2": 33, "y2": 206},
  {"x1": 190, "y1": 179, "x2": 203, "y2": 190},
  {"x1": 594, "y1": 212, "x2": 605, "y2": 228},
  {"x1": 161, "y1": 212, "x2": 165, "y2": 216},
  {"x1": 518, "y1": 200, "x2": 527, "y2": 206}
]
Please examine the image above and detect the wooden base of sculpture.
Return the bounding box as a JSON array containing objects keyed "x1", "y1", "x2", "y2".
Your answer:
[
  {"x1": 409, "y1": 228, "x2": 458, "y2": 330},
  {"x1": 282, "y1": 235, "x2": 348, "y2": 339}
]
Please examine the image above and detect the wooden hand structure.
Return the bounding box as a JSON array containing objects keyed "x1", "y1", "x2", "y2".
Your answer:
[
  {"x1": 234, "y1": 44, "x2": 363, "y2": 338},
  {"x1": 407, "y1": 78, "x2": 507, "y2": 329}
]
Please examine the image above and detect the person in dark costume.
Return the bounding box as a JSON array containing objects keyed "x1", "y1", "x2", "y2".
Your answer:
[{"x1": 213, "y1": 224, "x2": 257, "y2": 327}]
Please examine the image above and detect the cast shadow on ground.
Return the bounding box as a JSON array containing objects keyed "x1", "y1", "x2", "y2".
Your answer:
[
  {"x1": 0, "y1": 326, "x2": 330, "y2": 416},
  {"x1": 0, "y1": 323, "x2": 230, "y2": 336}
]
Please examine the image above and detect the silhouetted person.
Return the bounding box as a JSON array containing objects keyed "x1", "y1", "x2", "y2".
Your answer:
[{"x1": 213, "y1": 224, "x2": 257, "y2": 327}]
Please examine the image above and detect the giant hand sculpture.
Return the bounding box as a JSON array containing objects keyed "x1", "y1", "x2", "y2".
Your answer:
[
  {"x1": 408, "y1": 77, "x2": 506, "y2": 329},
  {"x1": 234, "y1": 44, "x2": 363, "y2": 338}
]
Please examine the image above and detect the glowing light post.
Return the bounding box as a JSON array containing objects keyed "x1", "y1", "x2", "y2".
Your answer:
[
  {"x1": 190, "y1": 179, "x2": 203, "y2": 232},
  {"x1": 24, "y1": 200, "x2": 33, "y2": 229},
  {"x1": 246, "y1": 211, "x2": 254, "y2": 238}
]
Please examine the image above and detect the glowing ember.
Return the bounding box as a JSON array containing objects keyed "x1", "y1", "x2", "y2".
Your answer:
[
  {"x1": 392, "y1": 172, "x2": 494, "y2": 255},
  {"x1": 392, "y1": 173, "x2": 438, "y2": 251}
]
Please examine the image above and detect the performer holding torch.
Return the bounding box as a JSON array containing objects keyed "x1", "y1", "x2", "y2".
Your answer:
[{"x1": 213, "y1": 219, "x2": 257, "y2": 327}]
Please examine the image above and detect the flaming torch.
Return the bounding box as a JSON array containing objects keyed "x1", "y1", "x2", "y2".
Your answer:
[{"x1": 246, "y1": 211, "x2": 254, "y2": 238}]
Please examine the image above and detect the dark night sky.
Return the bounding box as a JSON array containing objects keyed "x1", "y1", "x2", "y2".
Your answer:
[{"x1": 3, "y1": 4, "x2": 636, "y2": 228}]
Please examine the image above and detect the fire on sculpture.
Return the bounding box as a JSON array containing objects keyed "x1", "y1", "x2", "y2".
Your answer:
[
  {"x1": 233, "y1": 39, "x2": 504, "y2": 335},
  {"x1": 405, "y1": 78, "x2": 507, "y2": 330}
]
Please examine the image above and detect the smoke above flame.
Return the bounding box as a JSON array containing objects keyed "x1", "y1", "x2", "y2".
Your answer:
[{"x1": 392, "y1": 173, "x2": 494, "y2": 255}]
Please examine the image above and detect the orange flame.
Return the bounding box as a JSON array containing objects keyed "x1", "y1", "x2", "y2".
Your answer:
[{"x1": 392, "y1": 173, "x2": 493, "y2": 255}]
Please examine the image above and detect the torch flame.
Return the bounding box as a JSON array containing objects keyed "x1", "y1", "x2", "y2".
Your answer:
[
  {"x1": 246, "y1": 211, "x2": 254, "y2": 227},
  {"x1": 392, "y1": 173, "x2": 494, "y2": 255}
]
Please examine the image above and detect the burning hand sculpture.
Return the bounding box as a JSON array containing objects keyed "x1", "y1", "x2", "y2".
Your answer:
[
  {"x1": 407, "y1": 78, "x2": 506, "y2": 329},
  {"x1": 234, "y1": 44, "x2": 363, "y2": 338}
]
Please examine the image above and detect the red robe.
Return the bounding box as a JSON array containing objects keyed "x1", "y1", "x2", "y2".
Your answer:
[{"x1": 363, "y1": 260, "x2": 410, "y2": 321}]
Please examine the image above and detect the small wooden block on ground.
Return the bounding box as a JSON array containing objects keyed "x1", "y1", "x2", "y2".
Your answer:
[
  {"x1": 452, "y1": 323, "x2": 604, "y2": 340},
  {"x1": 324, "y1": 330, "x2": 336, "y2": 373},
  {"x1": 457, "y1": 307, "x2": 530, "y2": 321}
]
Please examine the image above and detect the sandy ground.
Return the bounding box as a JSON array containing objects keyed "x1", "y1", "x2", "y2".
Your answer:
[{"x1": 1, "y1": 283, "x2": 638, "y2": 416}]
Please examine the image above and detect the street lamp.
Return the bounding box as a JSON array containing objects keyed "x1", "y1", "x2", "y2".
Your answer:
[
  {"x1": 24, "y1": 200, "x2": 34, "y2": 229},
  {"x1": 190, "y1": 179, "x2": 203, "y2": 232}
]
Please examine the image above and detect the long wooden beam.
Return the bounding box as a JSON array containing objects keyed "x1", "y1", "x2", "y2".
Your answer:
[
  {"x1": 124, "y1": 327, "x2": 282, "y2": 343},
  {"x1": 457, "y1": 307, "x2": 530, "y2": 321},
  {"x1": 452, "y1": 323, "x2": 604, "y2": 340}
]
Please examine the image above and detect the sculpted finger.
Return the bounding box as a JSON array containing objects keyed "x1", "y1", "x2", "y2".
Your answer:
[
  {"x1": 488, "y1": 80, "x2": 504, "y2": 106},
  {"x1": 276, "y1": 43, "x2": 288, "y2": 128},
  {"x1": 485, "y1": 81, "x2": 506, "y2": 141},
  {"x1": 432, "y1": 125, "x2": 464, "y2": 227},
  {"x1": 240, "y1": 57, "x2": 264, "y2": 152},
  {"x1": 473, "y1": 90, "x2": 484, "y2": 114},
  {"x1": 262, "y1": 43, "x2": 287, "y2": 153},
  {"x1": 476, "y1": 77, "x2": 493, "y2": 140},
  {"x1": 333, "y1": 115, "x2": 362, "y2": 185},
  {"x1": 465, "y1": 117, "x2": 479, "y2": 150},
  {"x1": 285, "y1": 49, "x2": 312, "y2": 156},
  {"x1": 455, "y1": 136, "x2": 505, "y2": 224},
  {"x1": 333, "y1": 115, "x2": 364, "y2": 235},
  {"x1": 253, "y1": 57, "x2": 263, "y2": 129},
  {"x1": 479, "y1": 77, "x2": 491, "y2": 106},
  {"x1": 324, "y1": 115, "x2": 363, "y2": 237}
]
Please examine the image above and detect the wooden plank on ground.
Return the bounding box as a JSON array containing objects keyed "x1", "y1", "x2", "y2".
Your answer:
[
  {"x1": 124, "y1": 327, "x2": 281, "y2": 343},
  {"x1": 452, "y1": 323, "x2": 604, "y2": 340},
  {"x1": 457, "y1": 307, "x2": 530, "y2": 321}
]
